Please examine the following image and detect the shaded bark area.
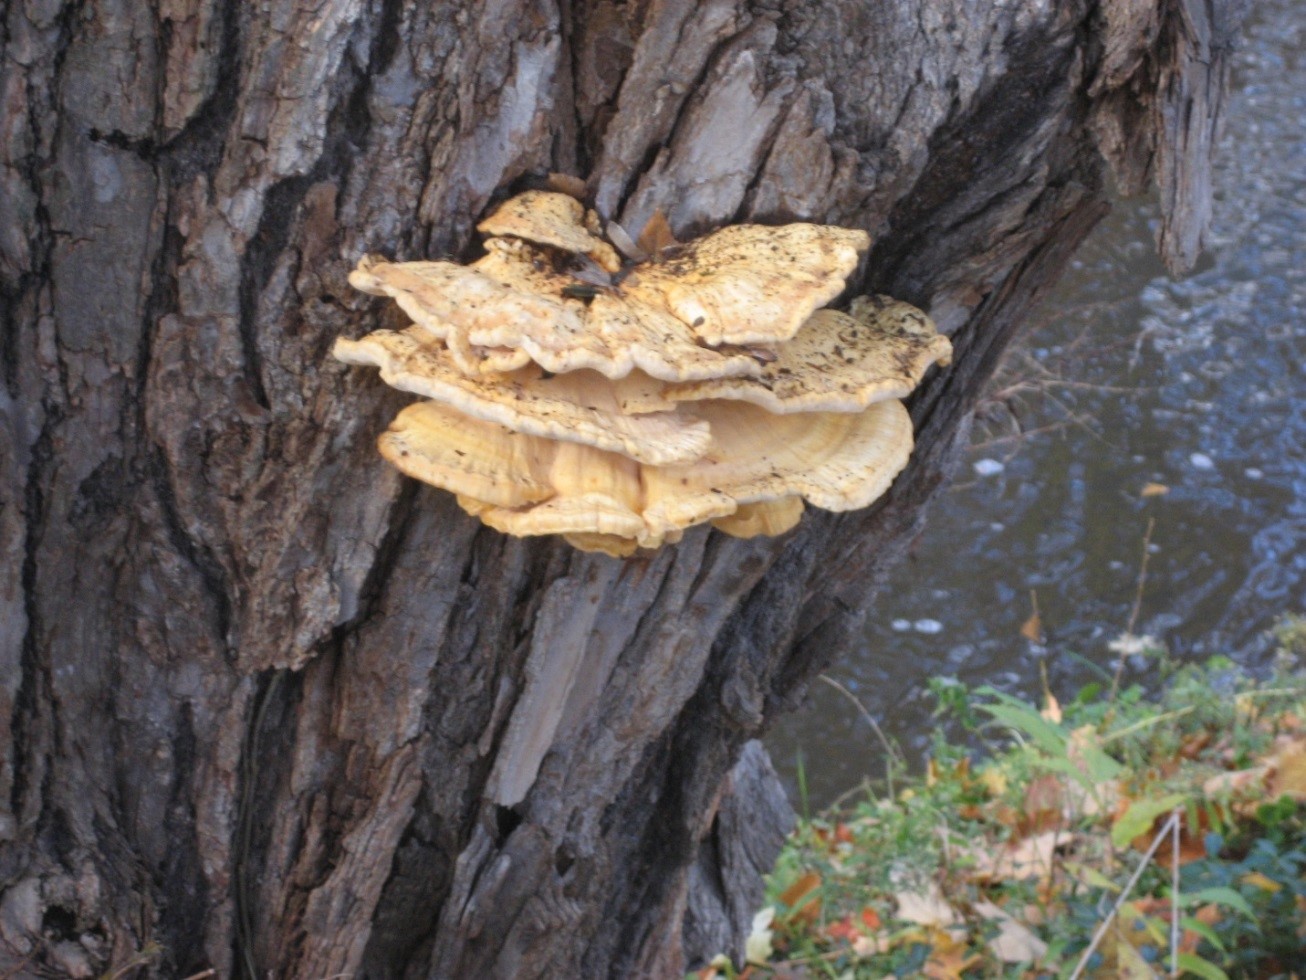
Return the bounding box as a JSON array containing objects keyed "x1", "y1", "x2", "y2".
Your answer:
[{"x1": 0, "y1": 0, "x2": 1241, "y2": 976}]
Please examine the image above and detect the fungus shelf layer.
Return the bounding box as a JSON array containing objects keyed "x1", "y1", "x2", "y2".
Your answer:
[{"x1": 337, "y1": 189, "x2": 951, "y2": 554}]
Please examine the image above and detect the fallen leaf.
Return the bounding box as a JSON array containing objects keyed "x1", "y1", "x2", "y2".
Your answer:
[
  {"x1": 637, "y1": 209, "x2": 679, "y2": 256},
  {"x1": 1204, "y1": 767, "x2": 1269, "y2": 804},
  {"x1": 894, "y1": 885, "x2": 958, "y2": 926},
  {"x1": 975, "y1": 899, "x2": 1049, "y2": 963},
  {"x1": 697, "y1": 953, "x2": 732, "y2": 979},
  {"x1": 824, "y1": 916, "x2": 861, "y2": 943},
  {"x1": 745, "y1": 907, "x2": 775, "y2": 965},
  {"x1": 923, "y1": 929, "x2": 982, "y2": 980},
  {"x1": 861, "y1": 907, "x2": 882, "y2": 931},
  {"x1": 1020, "y1": 773, "x2": 1065, "y2": 835},
  {"x1": 1021, "y1": 611, "x2": 1044, "y2": 644},
  {"x1": 1179, "y1": 730, "x2": 1212, "y2": 759},
  {"x1": 1179, "y1": 903, "x2": 1224, "y2": 955},
  {"x1": 978, "y1": 767, "x2": 1008, "y2": 798},
  {"x1": 852, "y1": 933, "x2": 888, "y2": 957},
  {"x1": 1039, "y1": 689, "x2": 1061, "y2": 723},
  {"x1": 1141, "y1": 482, "x2": 1170, "y2": 498},
  {"x1": 1266, "y1": 737, "x2": 1306, "y2": 800},
  {"x1": 778, "y1": 872, "x2": 822, "y2": 924},
  {"x1": 971, "y1": 830, "x2": 1065, "y2": 881}
]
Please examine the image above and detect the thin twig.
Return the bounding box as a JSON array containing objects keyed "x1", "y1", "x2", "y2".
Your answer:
[
  {"x1": 104, "y1": 944, "x2": 163, "y2": 980},
  {"x1": 1171, "y1": 811, "x2": 1181, "y2": 977},
  {"x1": 1125, "y1": 517, "x2": 1156, "y2": 637},
  {"x1": 1068, "y1": 808, "x2": 1183, "y2": 980},
  {"x1": 1100, "y1": 706, "x2": 1195, "y2": 744},
  {"x1": 1110, "y1": 517, "x2": 1156, "y2": 704},
  {"x1": 0, "y1": 956, "x2": 36, "y2": 980},
  {"x1": 818, "y1": 674, "x2": 901, "y2": 799}
]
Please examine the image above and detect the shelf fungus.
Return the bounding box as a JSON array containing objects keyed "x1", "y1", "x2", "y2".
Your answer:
[{"x1": 337, "y1": 190, "x2": 951, "y2": 555}]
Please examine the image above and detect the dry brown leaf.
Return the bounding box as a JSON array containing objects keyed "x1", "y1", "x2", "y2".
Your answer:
[
  {"x1": 1179, "y1": 730, "x2": 1212, "y2": 759},
  {"x1": 970, "y1": 830, "x2": 1065, "y2": 882},
  {"x1": 1140, "y1": 482, "x2": 1170, "y2": 498},
  {"x1": 1020, "y1": 774, "x2": 1065, "y2": 835},
  {"x1": 1202, "y1": 765, "x2": 1269, "y2": 798},
  {"x1": 778, "y1": 871, "x2": 822, "y2": 924},
  {"x1": 1178, "y1": 903, "x2": 1224, "y2": 954},
  {"x1": 1021, "y1": 611, "x2": 1044, "y2": 643},
  {"x1": 823, "y1": 916, "x2": 862, "y2": 943},
  {"x1": 637, "y1": 209, "x2": 679, "y2": 256}
]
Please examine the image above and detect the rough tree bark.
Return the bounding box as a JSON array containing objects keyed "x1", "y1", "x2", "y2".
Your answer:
[{"x1": 0, "y1": 0, "x2": 1241, "y2": 976}]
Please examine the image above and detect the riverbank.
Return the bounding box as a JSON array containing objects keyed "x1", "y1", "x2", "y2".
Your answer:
[{"x1": 718, "y1": 620, "x2": 1305, "y2": 978}]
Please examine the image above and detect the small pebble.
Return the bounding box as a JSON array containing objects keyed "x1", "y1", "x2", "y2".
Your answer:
[
  {"x1": 914, "y1": 619, "x2": 943, "y2": 635},
  {"x1": 891, "y1": 619, "x2": 912, "y2": 632},
  {"x1": 973, "y1": 458, "x2": 1005, "y2": 477},
  {"x1": 1189, "y1": 452, "x2": 1215, "y2": 470},
  {"x1": 946, "y1": 645, "x2": 974, "y2": 665}
]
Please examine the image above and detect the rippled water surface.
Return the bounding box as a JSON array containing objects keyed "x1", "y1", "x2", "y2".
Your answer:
[{"x1": 769, "y1": 0, "x2": 1305, "y2": 807}]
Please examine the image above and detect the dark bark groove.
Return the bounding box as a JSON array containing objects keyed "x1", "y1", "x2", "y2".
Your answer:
[{"x1": 0, "y1": 0, "x2": 1241, "y2": 976}]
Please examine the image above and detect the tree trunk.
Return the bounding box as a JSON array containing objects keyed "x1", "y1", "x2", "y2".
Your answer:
[{"x1": 0, "y1": 0, "x2": 1241, "y2": 976}]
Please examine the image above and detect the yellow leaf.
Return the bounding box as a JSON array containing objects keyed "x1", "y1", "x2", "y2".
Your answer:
[
  {"x1": 1141, "y1": 482, "x2": 1170, "y2": 498},
  {"x1": 1241, "y1": 871, "x2": 1282, "y2": 893},
  {"x1": 1267, "y1": 737, "x2": 1306, "y2": 799},
  {"x1": 979, "y1": 767, "x2": 1008, "y2": 798},
  {"x1": 923, "y1": 929, "x2": 982, "y2": 980},
  {"x1": 1040, "y1": 690, "x2": 1062, "y2": 724},
  {"x1": 1115, "y1": 937, "x2": 1159, "y2": 979}
]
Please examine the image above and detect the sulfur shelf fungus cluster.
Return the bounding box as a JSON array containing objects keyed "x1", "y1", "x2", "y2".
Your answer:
[{"x1": 335, "y1": 190, "x2": 951, "y2": 557}]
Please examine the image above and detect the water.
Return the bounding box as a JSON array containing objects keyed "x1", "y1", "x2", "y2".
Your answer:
[{"x1": 768, "y1": 0, "x2": 1305, "y2": 808}]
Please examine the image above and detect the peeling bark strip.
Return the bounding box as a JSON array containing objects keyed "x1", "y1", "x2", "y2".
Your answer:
[{"x1": 0, "y1": 0, "x2": 1240, "y2": 976}]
